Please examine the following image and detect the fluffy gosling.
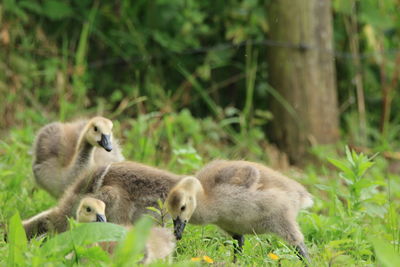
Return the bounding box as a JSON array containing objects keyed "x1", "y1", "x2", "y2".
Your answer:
[
  {"x1": 23, "y1": 161, "x2": 182, "y2": 240},
  {"x1": 76, "y1": 197, "x2": 175, "y2": 264},
  {"x1": 76, "y1": 197, "x2": 107, "y2": 223},
  {"x1": 33, "y1": 116, "x2": 124, "y2": 198},
  {"x1": 166, "y1": 160, "x2": 313, "y2": 263}
]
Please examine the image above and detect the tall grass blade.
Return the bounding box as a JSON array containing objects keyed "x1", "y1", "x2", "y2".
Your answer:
[
  {"x1": 72, "y1": 2, "x2": 98, "y2": 109},
  {"x1": 7, "y1": 212, "x2": 28, "y2": 266},
  {"x1": 176, "y1": 64, "x2": 220, "y2": 118},
  {"x1": 176, "y1": 64, "x2": 241, "y2": 144}
]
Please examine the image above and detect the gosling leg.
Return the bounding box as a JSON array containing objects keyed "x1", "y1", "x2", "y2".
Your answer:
[
  {"x1": 268, "y1": 216, "x2": 310, "y2": 265},
  {"x1": 295, "y1": 242, "x2": 310, "y2": 263},
  {"x1": 232, "y1": 234, "x2": 244, "y2": 262}
]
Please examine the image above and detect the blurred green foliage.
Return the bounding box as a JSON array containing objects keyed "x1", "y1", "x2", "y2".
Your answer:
[
  {"x1": 333, "y1": 0, "x2": 400, "y2": 148},
  {"x1": 1, "y1": 0, "x2": 400, "y2": 153},
  {"x1": 0, "y1": 0, "x2": 269, "y2": 125}
]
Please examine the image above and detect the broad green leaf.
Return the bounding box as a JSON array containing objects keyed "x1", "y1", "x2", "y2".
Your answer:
[
  {"x1": 357, "y1": 161, "x2": 374, "y2": 178},
  {"x1": 363, "y1": 203, "x2": 387, "y2": 218},
  {"x1": 369, "y1": 236, "x2": 400, "y2": 267},
  {"x1": 328, "y1": 158, "x2": 350, "y2": 173},
  {"x1": 7, "y1": 212, "x2": 28, "y2": 266},
  {"x1": 345, "y1": 146, "x2": 355, "y2": 167},
  {"x1": 40, "y1": 222, "x2": 127, "y2": 256},
  {"x1": 328, "y1": 158, "x2": 354, "y2": 180}
]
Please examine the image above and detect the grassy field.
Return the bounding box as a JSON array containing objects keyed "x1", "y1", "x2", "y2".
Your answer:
[{"x1": 0, "y1": 113, "x2": 399, "y2": 266}]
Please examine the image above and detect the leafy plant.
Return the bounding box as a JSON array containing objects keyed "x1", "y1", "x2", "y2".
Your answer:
[
  {"x1": 146, "y1": 199, "x2": 170, "y2": 227},
  {"x1": 328, "y1": 146, "x2": 376, "y2": 213}
]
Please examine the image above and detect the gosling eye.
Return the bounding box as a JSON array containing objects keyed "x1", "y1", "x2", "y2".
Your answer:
[
  {"x1": 94, "y1": 126, "x2": 98, "y2": 132},
  {"x1": 86, "y1": 207, "x2": 92, "y2": 213},
  {"x1": 180, "y1": 205, "x2": 186, "y2": 212}
]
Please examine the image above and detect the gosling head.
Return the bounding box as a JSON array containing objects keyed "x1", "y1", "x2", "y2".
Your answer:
[
  {"x1": 85, "y1": 117, "x2": 114, "y2": 152},
  {"x1": 166, "y1": 176, "x2": 202, "y2": 240},
  {"x1": 76, "y1": 197, "x2": 107, "y2": 223}
]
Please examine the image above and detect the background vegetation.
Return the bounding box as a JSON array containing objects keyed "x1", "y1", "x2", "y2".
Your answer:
[{"x1": 0, "y1": 0, "x2": 399, "y2": 266}]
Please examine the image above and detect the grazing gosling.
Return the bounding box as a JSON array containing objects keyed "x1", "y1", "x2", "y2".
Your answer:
[
  {"x1": 33, "y1": 116, "x2": 124, "y2": 198},
  {"x1": 76, "y1": 197, "x2": 175, "y2": 264},
  {"x1": 166, "y1": 160, "x2": 313, "y2": 263},
  {"x1": 22, "y1": 161, "x2": 183, "y2": 240}
]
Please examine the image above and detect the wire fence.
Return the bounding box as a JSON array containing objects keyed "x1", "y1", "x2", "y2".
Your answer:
[
  {"x1": 88, "y1": 38, "x2": 399, "y2": 69},
  {"x1": 179, "y1": 39, "x2": 399, "y2": 59}
]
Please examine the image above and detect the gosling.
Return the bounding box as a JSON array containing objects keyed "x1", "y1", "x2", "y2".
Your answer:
[
  {"x1": 23, "y1": 161, "x2": 182, "y2": 240},
  {"x1": 76, "y1": 197, "x2": 175, "y2": 264},
  {"x1": 166, "y1": 160, "x2": 313, "y2": 263},
  {"x1": 32, "y1": 116, "x2": 124, "y2": 198},
  {"x1": 76, "y1": 196, "x2": 107, "y2": 223}
]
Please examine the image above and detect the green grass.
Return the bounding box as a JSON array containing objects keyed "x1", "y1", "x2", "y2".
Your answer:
[{"x1": 0, "y1": 113, "x2": 399, "y2": 266}]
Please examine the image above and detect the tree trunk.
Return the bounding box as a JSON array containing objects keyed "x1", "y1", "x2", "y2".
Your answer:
[{"x1": 267, "y1": 0, "x2": 339, "y2": 164}]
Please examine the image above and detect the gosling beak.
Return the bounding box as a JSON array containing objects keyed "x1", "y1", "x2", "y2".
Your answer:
[
  {"x1": 173, "y1": 217, "x2": 187, "y2": 240},
  {"x1": 96, "y1": 214, "x2": 107, "y2": 222},
  {"x1": 98, "y1": 134, "x2": 112, "y2": 152}
]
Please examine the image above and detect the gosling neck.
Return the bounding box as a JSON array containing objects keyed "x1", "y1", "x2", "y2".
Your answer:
[
  {"x1": 187, "y1": 179, "x2": 215, "y2": 225},
  {"x1": 72, "y1": 127, "x2": 95, "y2": 168}
]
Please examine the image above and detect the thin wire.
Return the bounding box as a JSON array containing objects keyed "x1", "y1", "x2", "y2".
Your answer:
[{"x1": 87, "y1": 38, "x2": 400, "y2": 69}]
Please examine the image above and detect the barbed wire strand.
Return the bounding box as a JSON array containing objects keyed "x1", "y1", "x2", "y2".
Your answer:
[{"x1": 87, "y1": 38, "x2": 399, "y2": 69}]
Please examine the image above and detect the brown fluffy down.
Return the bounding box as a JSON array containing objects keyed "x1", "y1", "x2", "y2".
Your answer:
[
  {"x1": 32, "y1": 117, "x2": 124, "y2": 198},
  {"x1": 23, "y1": 161, "x2": 183, "y2": 240},
  {"x1": 166, "y1": 160, "x2": 313, "y2": 262},
  {"x1": 75, "y1": 197, "x2": 175, "y2": 264}
]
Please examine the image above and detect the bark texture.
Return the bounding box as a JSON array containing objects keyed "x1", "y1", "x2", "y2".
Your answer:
[{"x1": 267, "y1": 0, "x2": 339, "y2": 164}]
